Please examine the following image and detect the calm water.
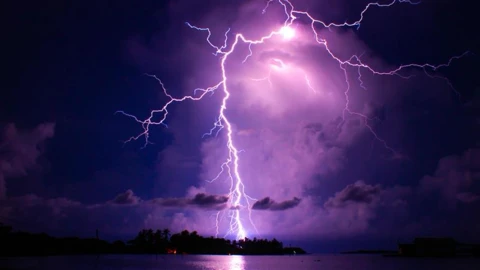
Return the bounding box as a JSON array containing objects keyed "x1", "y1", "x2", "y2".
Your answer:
[{"x1": 1, "y1": 254, "x2": 479, "y2": 270}]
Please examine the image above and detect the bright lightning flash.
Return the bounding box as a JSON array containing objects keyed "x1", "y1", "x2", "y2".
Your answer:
[
  {"x1": 280, "y1": 26, "x2": 295, "y2": 40},
  {"x1": 117, "y1": 0, "x2": 468, "y2": 240}
]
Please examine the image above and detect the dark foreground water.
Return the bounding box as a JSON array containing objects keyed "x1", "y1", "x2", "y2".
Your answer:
[{"x1": 1, "y1": 254, "x2": 480, "y2": 270}]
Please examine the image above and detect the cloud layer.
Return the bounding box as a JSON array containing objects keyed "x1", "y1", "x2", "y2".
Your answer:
[
  {"x1": 0, "y1": 123, "x2": 55, "y2": 199},
  {"x1": 2, "y1": 145, "x2": 478, "y2": 240}
]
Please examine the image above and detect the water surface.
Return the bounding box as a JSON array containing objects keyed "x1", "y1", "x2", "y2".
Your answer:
[{"x1": 1, "y1": 254, "x2": 479, "y2": 270}]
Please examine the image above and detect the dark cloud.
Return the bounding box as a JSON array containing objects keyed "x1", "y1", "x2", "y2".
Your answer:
[
  {"x1": 151, "y1": 192, "x2": 229, "y2": 210},
  {"x1": 0, "y1": 123, "x2": 55, "y2": 199},
  {"x1": 419, "y1": 148, "x2": 480, "y2": 206},
  {"x1": 324, "y1": 181, "x2": 382, "y2": 208},
  {"x1": 109, "y1": 189, "x2": 141, "y2": 205},
  {"x1": 189, "y1": 193, "x2": 228, "y2": 207},
  {"x1": 0, "y1": 191, "x2": 230, "y2": 237},
  {"x1": 155, "y1": 197, "x2": 187, "y2": 207},
  {"x1": 456, "y1": 192, "x2": 479, "y2": 203},
  {"x1": 252, "y1": 197, "x2": 301, "y2": 211}
]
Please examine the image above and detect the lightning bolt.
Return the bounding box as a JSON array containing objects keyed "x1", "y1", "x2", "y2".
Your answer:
[{"x1": 117, "y1": 0, "x2": 468, "y2": 240}]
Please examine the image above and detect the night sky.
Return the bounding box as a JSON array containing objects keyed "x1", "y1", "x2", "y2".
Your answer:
[{"x1": 1, "y1": 0, "x2": 479, "y2": 252}]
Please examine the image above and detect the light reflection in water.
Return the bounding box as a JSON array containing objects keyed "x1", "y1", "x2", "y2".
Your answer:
[{"x1": 228, "y1": 255, "x2": 245, "y2": 270}]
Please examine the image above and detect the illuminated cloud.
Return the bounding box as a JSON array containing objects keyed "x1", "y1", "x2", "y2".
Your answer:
[
  {"x1": 279, "y1": 26, "x2": 295, "y2": 40},
  {"x1": 7, "y1": 0, "x2": 462, "y2": 242},
  {"x1": 0, "y1": 0, "x2": 476, "y2": 253},
  {"x1": 123, "y1": 0, "x2": 466, "y2": 239}
]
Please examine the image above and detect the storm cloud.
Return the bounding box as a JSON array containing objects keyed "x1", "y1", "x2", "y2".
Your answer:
[
  {"x1": 122, "y1": 0, "x2": 473, "y2": 239},
  {"x1": 150, "y1": 192, "x2": 229, "y2": 210},
  {"x1": 109, "y1": 189, "x2": 141, "y2": 205},
  {"x1": 252, "y1": 197, "x2": 302, "y2": 211},
  {"x1": 0, "y1": 123, "x2": 55, "y2": 199},
  {"x1": 324, "y1": 181, "x2": 382, "y2": 208},
  {"x1": 2, "y1": 0, "x2": 476, "y2": 247},
  {"x1": 419, "y1": 148, "x2": 480, "y2": 206},
  {"x1": 0, "y1": 190, "x2": 229, "y2": 236}
]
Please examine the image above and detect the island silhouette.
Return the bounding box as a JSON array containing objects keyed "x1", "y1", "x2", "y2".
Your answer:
[{"x1": 0, "y1": 223, "x2": 306, "y2": 256}]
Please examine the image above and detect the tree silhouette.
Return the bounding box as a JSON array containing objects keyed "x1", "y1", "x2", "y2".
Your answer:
[
  {"x1": 0, "y1": 224, "x2": 307, "y2": 256},
  {"x1": 162, "y1": 229, "x2": 171, "y2": 241}
]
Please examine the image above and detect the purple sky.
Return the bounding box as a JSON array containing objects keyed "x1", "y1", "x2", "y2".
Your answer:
[{"x1": 1, "y1": 0, "x2": 479, "y2": 251}]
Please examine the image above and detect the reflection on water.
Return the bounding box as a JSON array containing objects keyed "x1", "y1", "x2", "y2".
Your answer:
[
  {"x1": 2, "y1": 254, "x2": 480, "y2": 270},
  {"x1": 229, "y1": 255, "x2": 245, "y2": 270}
]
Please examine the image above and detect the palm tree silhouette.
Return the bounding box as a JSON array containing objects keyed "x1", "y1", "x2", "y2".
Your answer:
[{"x1": 162, "y1": 229, "x2": 171, "y2": 241}]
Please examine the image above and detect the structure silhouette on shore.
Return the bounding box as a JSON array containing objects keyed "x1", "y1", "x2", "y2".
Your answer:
[
  {"x1": 341, "y1": 237, "x2": 480, "y2": 258},
  {"x1": 0, "y1": 223, "x2": 306, "y2": 256},
  {"x1": 396, "y1": 237, "x2": 480, "y2": 257}
]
